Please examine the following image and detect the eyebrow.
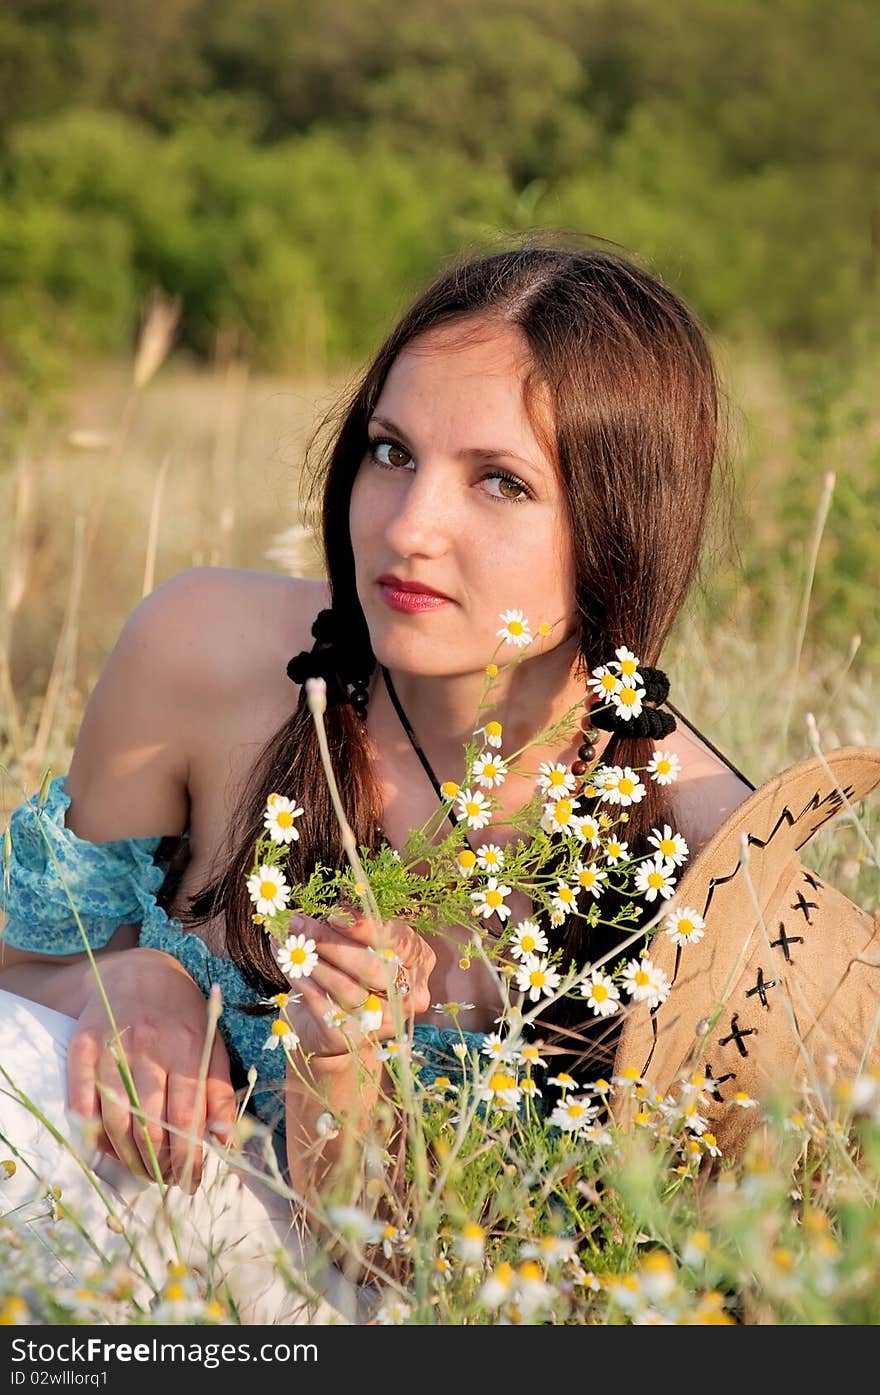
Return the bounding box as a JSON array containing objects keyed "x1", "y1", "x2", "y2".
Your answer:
[{"x1": 368, "y1": 415, "x2": 541, "y2": 471}]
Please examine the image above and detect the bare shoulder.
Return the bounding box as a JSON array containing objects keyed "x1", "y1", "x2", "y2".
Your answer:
[
  {"x1": 663, "y1": 720, "x2": 755, "y2": 858},
  {"x1": 65, "y1": 568, "x2": 329, "y2": 841}
]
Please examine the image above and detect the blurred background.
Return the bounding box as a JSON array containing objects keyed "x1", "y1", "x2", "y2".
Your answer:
[{"x1": 0, "y1": 0, "x2": 877, "y2": 894}]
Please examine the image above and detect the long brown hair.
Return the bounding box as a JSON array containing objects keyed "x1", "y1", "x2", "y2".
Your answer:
[{"x1": 187, "y1": 230, "x2": 730, "y2": 1074}]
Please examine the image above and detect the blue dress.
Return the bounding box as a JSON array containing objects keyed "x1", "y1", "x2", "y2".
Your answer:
[{"x1": 0, "y1": 776, "x2": 486, "y2": 1136}]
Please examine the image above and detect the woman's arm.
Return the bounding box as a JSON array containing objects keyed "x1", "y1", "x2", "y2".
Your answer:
[{"x1": 0, "y1": 570, "x2": 237, "y2": 1186}]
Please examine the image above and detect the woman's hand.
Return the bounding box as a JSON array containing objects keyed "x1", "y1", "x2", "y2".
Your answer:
[
  {"x1": 278, "y1": 909, "x2": 436, "y2": 1058},
  {"x1": 67, "y1": 947, "x2": 237, "y2": 1192}
]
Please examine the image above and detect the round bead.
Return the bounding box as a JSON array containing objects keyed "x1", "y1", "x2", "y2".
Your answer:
[
  {"x1": 571, "y1": 760, "x2": 588, "y2": 776},
  {"x1": 577, "y1": 743, "x2": 596, "y2": 762},
  {"x1": 580, "y1": 716, "x2": 599, "y2": 737}
]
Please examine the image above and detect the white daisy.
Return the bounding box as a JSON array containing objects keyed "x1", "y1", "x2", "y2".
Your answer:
[
  {"x1": 514, "y1": 956, "x2": 562, "y2": 1003},
  {"x1": 246, "y1": 865, "x2": 292, "y2": 916},
  {"x1": 547, "y1": 1071, "x2": 579, "y2": 1091},
  {"x1": 571, "y1": 860, "x2": 608, "y2": 899},
  {"x1": 274, "y1": 932, "x2": 319, "y2": 980},
  {"x1": 621, "y1": 957, "x2": 671, "y2": 1008},
  {"x1": 263, "y1": 1018, "x2": 300, "y2": 1052},
  {"x1": 539, "y1": 796, "x2": 582, "y2": 836},
  {"x1": 263, "y1": 794, "x2": 305, "y2": 845},
  {"x1": 613, "y1": 647, "x2": 645, "y2": 685},
  {"x1": 358, "y1": 993, "x2": 384, "y2": 1032},
  {"x1": 648, "y1": 824, "x2": 690, "y2": 867},
  {"x1": 647, "y1": 749, "x2": 681, "y2": 785},
  {"x1": 580, "y1": 970, "x2": 621, "y2": 1018},
  {"x1": 603, "y1": 837, "x2": 629, "y2": 865},
  {"x1": 471, "y1": 751, "x2": 509, "y2": 789},
  {"x1": 497, "y1": 609, "x2": 532, "y2": 648},
  {"x1": 470, "y1": 876, "x2": 513, "y2": 922},
  {"x1": 586, "y1": 666, "x2": 620, "y2": 701},
  {"x1": 572, "y1": 814, "x2": 602, "y2": 848},
  {"x1": 664, "y1": 906, "x2": 707, "y2": 947},
  {"x1": 548, "y1": 1095, "x2": 599, "y2": 1133},
  {"x1": 456, "y1": 848, "x2": 478, "y2": 877},
  {"x1": 610, "y1": 684, "x2": 644, "y2": 721},
  {"x1": 536, "y1": 761, "x2": 577, "y2": 801},
  {"x1": 454, "y1": 787, "x2": 493, "y2": 830},
  {"x1": 508, "y1": 920, "x2": 549, "y2": 961},
  {"x1": 481, "y1": 720, "x2": 504, "y2": 749},
  {"x1": 551, "y1": 881, "x2": 579, "y2": 917},
  {"x1": 475, "y1": 842, "x2": 505, "y2": 872},
  {"x1": 634, "y1": 855, "x2": 677, "y2": 902},
  {"x1": 479, "y1": 1070, "x2": 522, "y2": 1111},
  {"x1": 598, "y1": 766, "x2": 646, "y2": 807},
  {"x1": 480, "y1": 1031, "x2": 519, "y2": 1062}
]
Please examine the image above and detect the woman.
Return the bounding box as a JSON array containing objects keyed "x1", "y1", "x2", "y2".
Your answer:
[{"x1": 1, "y1": 235, "x2": 874, "y2": 1321}]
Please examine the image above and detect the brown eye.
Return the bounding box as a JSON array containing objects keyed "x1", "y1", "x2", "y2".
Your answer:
[
  {"x1": 369, "y1": 438, "x2": 412, "y2": 470},
  {"x1": 498, "y1": 477, "x2": 525, "y2": 500}
]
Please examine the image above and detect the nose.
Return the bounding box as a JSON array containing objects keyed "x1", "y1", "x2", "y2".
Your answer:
[{"x1": 383, "y1": 463, "x2": 456, "y2": 560}]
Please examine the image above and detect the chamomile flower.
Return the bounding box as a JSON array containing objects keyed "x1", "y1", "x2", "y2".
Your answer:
[
  {"x1": 598, "y1": 766, "x2": 646, "y2": 807},
  {"x1": 586, "y1": 666, "x2": 620, "y2": 700},
  {"x1": 603, "y1": 837, "x2": 629, "y2": 865},
  {"x1": 548, "y1": 1095, "x2": 599, "y2": 1133},
  {"x1": 470, "y1": 877, "x2": 513, "y2": 922},
  {"x1": 263, "y1": 795, "x2": 305, "y2": 845},
  {"x1": 246, "y1": 865, "x2": 292, "y2": 915},
  {"x1": 536, "y1": 761, "x2": 577, "y2": 800},
  {"x1": 509, "y1": 920, "x2": 549, "y2": 961},
  {"x1": 664, "y1": 907, "x2": 707, "y2": 947},
  {"x1": 622, "y1": 957, "x2": 671, "y2": 1008},
  {"x1": 456, "y1": 1222, "x2": 486, "y2": 1265},
  {"x1": 456, "y1": 848, "x2": 478, "y2": 877},
  {"x1": 518, "y1": 1041, "x2": 548, "y2": 1070},
  {"x1": 610, "y1": 684, "x2": 644, "y2": 721},
  {"x1": 648, "y1": 824, "x2": 690, "y2": 867},
  {"x1": 547, "y1": 1071, "x2": 579, "y2": 1091},
  {"x1": 514, "y1": 956, "x2": 562, "y2": 1003},
  {"x1": 580, "y1": 970, "x2": 621, "y2": 1018},
  {"x1": 476, "y1": 719, "x2": 503, "y2": 748},
  {"x1": 539, "y1": 796, "x2": 582, "y2": 835},
  {"x1": 475, "y1": 842, "x2": 505, "y2": 872},
  {"x1": 497, "y1": 609, "x2": 532, "y2": 648},
  {"x1": 551, "y1": 880, "x2": 578, "y2": 917},
  {"x1": 634, "y1": 855, "x2": 678, "y2": 902},
  {"x1": 472, "y1": 751, "x2": 509, "y2": 789},
  {"x1": 455, "y1": 787, "x2": 493, "y2": 830},
  {"x1": 263, "y1": 1018, "x2": 300, "y2": 1052},
  {"x1": 358, "y1": 994, "x2": 384, "y2": 1033},
  {"x1": 480, "y1": 1032, "x2": 519, "y2": 1063},
  {"x1": 571, "y1": 860, "x2": 608, "y2": 899},
  {"x1": 572, "y1": 814, "x2": 601, "y2": 847},
  {"x1": 647, "y1": 750, "x2": 681, "y2": 785},
  {"x1": 274, "y1": 933, "x2": 318, "y2": 980},
  {"x1": 479, "y1": 1070, "x2": 522, "y2": 1111},
  {"x1": 613, "y1": 647, "x2": 645, "y2": 685}
]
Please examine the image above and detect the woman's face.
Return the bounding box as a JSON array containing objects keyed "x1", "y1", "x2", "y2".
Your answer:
[{"x1": 349, "y1": 319, "x2": 578, "y2": 678}]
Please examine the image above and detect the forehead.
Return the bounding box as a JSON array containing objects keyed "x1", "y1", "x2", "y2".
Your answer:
[{"x1": 375, "y1": 319, "x2": 554, "y2": 459}]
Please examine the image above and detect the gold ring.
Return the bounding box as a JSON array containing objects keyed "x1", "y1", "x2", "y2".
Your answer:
[{"x1": 393, "y1": 961, "x2": 411, "y2": 997}]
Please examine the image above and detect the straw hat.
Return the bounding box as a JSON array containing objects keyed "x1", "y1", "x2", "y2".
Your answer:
[{"x1": 611, "y1": 746, "x2": 880, "y2": 1156}]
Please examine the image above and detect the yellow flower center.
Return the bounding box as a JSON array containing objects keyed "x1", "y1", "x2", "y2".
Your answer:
[
  {"x1": 607, "y1": 843, "x2": 621, "y2": 858},
  {"x1": 647, "y1": 871, "x2": 665, "y2": 889},
  {"x1": 592, "y1": 983, "x2": 608, "y2": 1002},
  {"x1": 489, "y1": 1073, "x2": 517, "y2": 1092},
  {"x1": 519, "y1": 1261, "x2": 543, "y2": 1282},
  {"x1": 486, "y1": 889, "x2": 503, "y2": 908},
  {"x1": 635, "y1": 970, "x2": 650, "y2": 987},
  {"x1": 465, "y1": 801, "x2": 482, "y2": 818},
  {"x1": 441, "y1": 781, "x2": 460, "y2": 798},
  {"x1": 659, "y1": 837, "x2": 676, "y2": 856},
  {"x1": 520, "y1": 934, "x2": 536, "y2": 953},
  {"x1": 567, "y1": 1103, "x2": 585, "y2": 1119},
  {"x1": 529, "y1": 970, "x2": 546, "y2": 988},
  {"x1": 507, "y1": 620, "x2": 523, "y2": 635},
  {"x1": 620, "y1": 658, "x2": 638, "y2": 676},
  {"x1": 484, "y1": 852, "x2": 498, "y2": 865},
  {"x1": 558, "y1": 886, "x2": 574, "y2": 902},
  {"x1": 619, "y1": 686, "x2": 638, "y2": 707},
  {"x1": 579, "y1": 870, "x2": 595, "y2": 887},
  {"x1": 600, "y1": 672, "x2": 617, "y2": 690},
  {"x1": 363, "y1": 994, "x2": 382, "y2": 1013},
  {"x1": 486, "y1": 720, "x2": 502, "y2": 738},
  {"x1": 656, "y1": 759, "x2": 671, "y2": 774},
  {"x1": 290, "y1": 946, "x2": 307, "y2": 964},
  {"x1": 555, "y1": 800, "x2": 573, "y2": 821},
  {"x1": 549, "y1": 769, "x2": 566, "y2": 786},
  {"x1": 458, "y1": 850, "x2": 476, "y2": 868},
  {"x1": 259, "y1": 880, "x2": 278, "y2": 899},
  {"x1": 485, "y1": 665, "x2": 499, "y2": 678},
  {"x1": 618, "y1": 777, "x2": 635, "y2": 796},
  {"x1": 483, "y1": 763, "x2": 498, "y2": 779},
  {"x1": 276, "y1": 811, "x2": 294, "y2": 827},
  {"x1": 463, "y1": 1221, "x2": 484, "y2": 1240},
  {"x1": 678, "y1": 919, "x2": 694, "y2": 936},
  {"x1": 271, "y1": 1019, "x2": 289, "y2": 1037}
]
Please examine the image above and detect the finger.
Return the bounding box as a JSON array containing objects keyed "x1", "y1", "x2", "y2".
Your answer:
[
  {"x1": 204, "y1": 1038, "x2": 237, "y2": 1144},
  {"x1": 67, "y1": 1030, "x2": 102, "y2": 1123},
  {"x1": 308, "y1": 958, "x2": 391, "y2": 1015},
  {"x1": 95, "y1": 1053, "x2": 149, "y2": 1178},
  {"x1": 126, "y1": 1057, "x2": 173, "y2": 1181},
  {"x1": 166, "y1": 1072, "x2": 206, "y2": 1192}
]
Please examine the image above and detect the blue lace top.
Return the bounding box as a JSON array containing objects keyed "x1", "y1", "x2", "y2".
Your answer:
[{"x1": 0, "y1": 776, "x2": 486, "y2": 1136}]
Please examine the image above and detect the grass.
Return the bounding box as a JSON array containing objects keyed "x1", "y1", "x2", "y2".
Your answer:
[{"x1": 0, "y1": 332, "x2": 878, "y2": 1325}]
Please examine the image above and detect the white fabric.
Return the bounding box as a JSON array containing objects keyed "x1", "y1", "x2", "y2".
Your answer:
[{"x1": 0, "y1": 988, "x2": 371, "y2": 1324}]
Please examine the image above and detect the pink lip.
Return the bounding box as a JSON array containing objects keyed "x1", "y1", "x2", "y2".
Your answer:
[{"x1": 377, "y1": 576, "x2": 452, "y2": 613}]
